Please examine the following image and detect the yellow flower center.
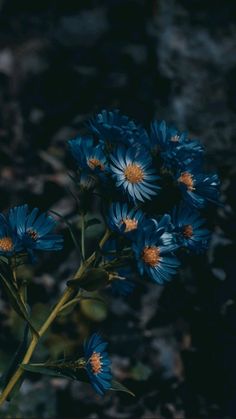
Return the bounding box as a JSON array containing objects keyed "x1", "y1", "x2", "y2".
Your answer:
[
  {"x1": 178, "y1": 172, "x2": 195, "y2": 191},
  {"x1": 90, "y1": 352, "x2": 102, "y2": 374},
  {"x1": 0, "y1": 237, "x2": 13, "y2": 252},
  {"x1": 88, "y1": 158, "x2": 104, "y2": 171},
  {"x1": 124, "y1": 164, "x2": 144, "y2": 184},
  {"x1": 142, "y1": 246, "x2": 160, "y2": 267},
  {"x1": 27, "y1": 229, "x2": 38, "y2": 241},
  {"x1": 122, "y1": 218, "x2": 138, "y2": 232},
  {"x1": 183, "y1": 224, "x2": 193, "y2": 238}
]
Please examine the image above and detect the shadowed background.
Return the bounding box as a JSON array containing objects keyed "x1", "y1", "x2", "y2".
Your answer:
[{"x1": 0, "y1": 0, "x2": 236, "y2": 417}]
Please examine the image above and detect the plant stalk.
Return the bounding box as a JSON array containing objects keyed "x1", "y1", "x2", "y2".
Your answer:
[{"x1": 0, "y1": 229, "x2": 110, "y2": 406}]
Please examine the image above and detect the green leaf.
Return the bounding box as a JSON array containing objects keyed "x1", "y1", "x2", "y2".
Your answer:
[
  {"x1": 131, "y1": 362, "x2": 152, "y2": 381},
  {"x1": 0, "y1": 323, "x2": 29, "y2": 401},
  {"x1": 59, "y1": 293, "x2": 106, "y2": 317},
  {"x1": 80, "y1": 297, "x2": 107, "y2": 322},
  {"x1": 110, "y1": 379, "x2": 135, "y2": 397},
  {"x1": 21, "y1": 360, "x2": 88, "y2": 382},
  {"x1": 0, "y1": 255, "x2": 9, "y2": 265},
  {"x1": 21, "y1": 363, "x2": 76, "y2": 380},
  {"x1": 68, "y1": 268, "x2": 109, "y2": 292},
  {"x1": 21, "y1": 366, "x2": 135, "y2": 397},
  {"x1": 0, "y1": 265, "x2": 38, "y2": 336},
  {"x1": 85, "y1": 218, "x2": 101, "y2": 229}
]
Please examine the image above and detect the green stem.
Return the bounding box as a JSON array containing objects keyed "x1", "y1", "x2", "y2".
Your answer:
[
  {"x1": 19, "y1": 280, "x2": 27, "y2": 307},
  {"x1": 0, "y1": 229, "x2": 110, "y2": 407},
  {"x1": 58, "y1": 296, "x2": 81, "y2": 313},
  {"x1": 59, "y1": 295, "x2": 105, "y2": 314}
]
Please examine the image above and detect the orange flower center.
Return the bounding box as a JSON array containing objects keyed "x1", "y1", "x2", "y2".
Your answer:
[
  {"x1": 122, "y1": 218, "x2": 138, "y2": 232},
  {"x1": 183, "y1": 224, "x2": 193, "y2": 238},
  {"x1": 90, "y1": 352, "x2": 102, "y2": 374},
  {"x1": 27, "y1": 229, "x2": 38, "y2": 241},
  {"x1": 142, "y1": 246, "x2": 160, "y2": 267},
  {"x1": 88, "y1": 158, "x2": 104, "y2": 171},
  {"x1": 0, "y1": 237, "x2": 13, "y2": 252},
  {"x1": 170, "y1": 135, "x2": 180, "y2": 142},
  {"x1": 124, "y1": 164, "x2": 144, "y2": 184},
  {"x1": 178, "y1": 172, "x2": 195, "y2": 191}
]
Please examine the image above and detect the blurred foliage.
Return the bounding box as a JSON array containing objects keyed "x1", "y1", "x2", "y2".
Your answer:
[{"x1": 0, "y1": 0, "x2": 235, "y2": 417}]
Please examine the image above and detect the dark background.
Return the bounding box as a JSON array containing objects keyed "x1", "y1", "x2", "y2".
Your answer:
[{"x1": 0, "y1": 0, "x2": 236, "y2": 418}]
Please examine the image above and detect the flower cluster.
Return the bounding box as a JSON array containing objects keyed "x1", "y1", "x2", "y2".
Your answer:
[
  {"x1": 0, "y1": 109, "x2": 220, "y2": 401},
  {"x1": 68, "y1": 109, "x2": 219, "y2": 293}
]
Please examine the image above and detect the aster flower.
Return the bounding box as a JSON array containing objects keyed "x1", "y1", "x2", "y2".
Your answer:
[
  {"x1": 132, "y1": 215, "x2": 180, "y2": 285},
  {"x1": 88, "y1": 109, "x2": 149, "y2": 146},
  {"x1": 84, "y1": 333, "x2": 112, "y2": 396},
  {"x1": 110, "y1": 277, "x2": 135, "y2": 296},
  {"x1": 176, "y1": 162, "x2": 220, "y2": 209},
  {"x1": 150, "y1": 119, "x2": 203, "y2": 170},
  {"x1": 68, "y1": 136, "x2": 107, "y2": 178},
  {"x1": 0, "y1": 213, "x2": 19, "y2": 257},
  {"x1": 150, "y1": 119, "x2": 176, "y2": 152},
  {"x1": 110, "y1": 146, "x2": 160, "y2": 203},
  {"x1": 107, "y1": 202, "x2": 145, "y2": 236},
  {"x1": 108, "y1": 264, "x2": 136, "y2": 297},
  {"x1": 171, "y1": 203, "x2": 211, "y2": 252},
  {"x1": 8, "y1": 205, "x2": 63, "y2": 257}
]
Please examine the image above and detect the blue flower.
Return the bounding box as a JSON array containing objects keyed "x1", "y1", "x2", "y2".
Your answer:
[
  {"x1": 150, "y1": 119, "x2": 204, "y2": 170},
  {"x1": 107, "y1": 202, "x2": 145, "y2": 236},
  {"x1": 88, "y1": 109, "x2": 149, "y2": 146},
  {"x1": 84, "y1": 333, "x2": 112, "y2": 396},
  {"x1": 0, "y1": 213, "x2": 19, "y2": 257},
  {"x1": 68, "y1": 136, "x2": 107, "y2": 178},
  {"x1": 101, "y1": 238, "x2": 136, "y2": 296},
  {"x1": 108, "y1": 264, "x2": 136, "y2": 297},
  {"x1": 171, "y1": 203, "x2": 211, "y2": 252},
  {"x1": 176, "y1": 162, "x2": 220, "y2": 209},
  {"x1": 8, "y1": 205, "x2": 63, "y2": 257},
  {"x1": 150, "y1": 119, "x2": 177, "y2": 152},
  {"x1": 110, "y1": 146, "x2": 160, "y2": 202},
  {"x1": 110, "y1": 277, "x2": 135, "y2": 297},
  {"x1": 132, "y1": 215, "x2": 180, "y2": 285}
]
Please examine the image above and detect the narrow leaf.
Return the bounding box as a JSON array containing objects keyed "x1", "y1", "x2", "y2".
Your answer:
[
  {"x1": 110, "y1": 379, "x2": 135, "y2": 397},
  {"x1": 21, "y1": 361, "x2": 87, "y2": 382},
  {"x1": 21, "y1": 364, "x2": 75, "y2": 380},
  {"x1": 0, "y1": 270, "x2": 38, "y2": 336},
  {"x1": 0, "y1": 323, "x2": 29, "y2": 401}
]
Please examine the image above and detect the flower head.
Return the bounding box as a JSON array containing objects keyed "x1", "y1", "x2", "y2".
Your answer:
[
  {"x1": 8, "y1": 205, "x2": 63, "y2": 258},
  {"x1": 84, "y1": 333, "x2": 112, "y2": 396},
  {"x1": 108, "y1": 263, "x2": 136, "y2": 297},
  {"x1": 110, "y1": 146, "x2": 160, "y2": 202},
  {"x1": 107, "y1": 202, "x2": 145, "y2": 236},
  {"x1": 176, "y1": 162, "x2": 220, "y2": 209},
  {"x1": 111, "y1": 279, "x2": 135, "y2": 297},
  {"x1": 0, "y1": 213, "x2": 19, "y2": 256},
  {"x1": 171, "y1": 203, "x2": 211, "y2": 252},
  {"x1": 68, "y1": 136, "x2": 107, "y2": 178},
  {"x1": 150, "y1": 119, "x2": 203, "y2": 170},
  {"x1": 88, "y1": 109, "x2": 149, "y2": 147},
  {"x1": 132, "y1": 215, "x2": 180, "y2": 284},
  {"x1": 110, "y1": 277, "x2": 135, "y2": 296}
]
